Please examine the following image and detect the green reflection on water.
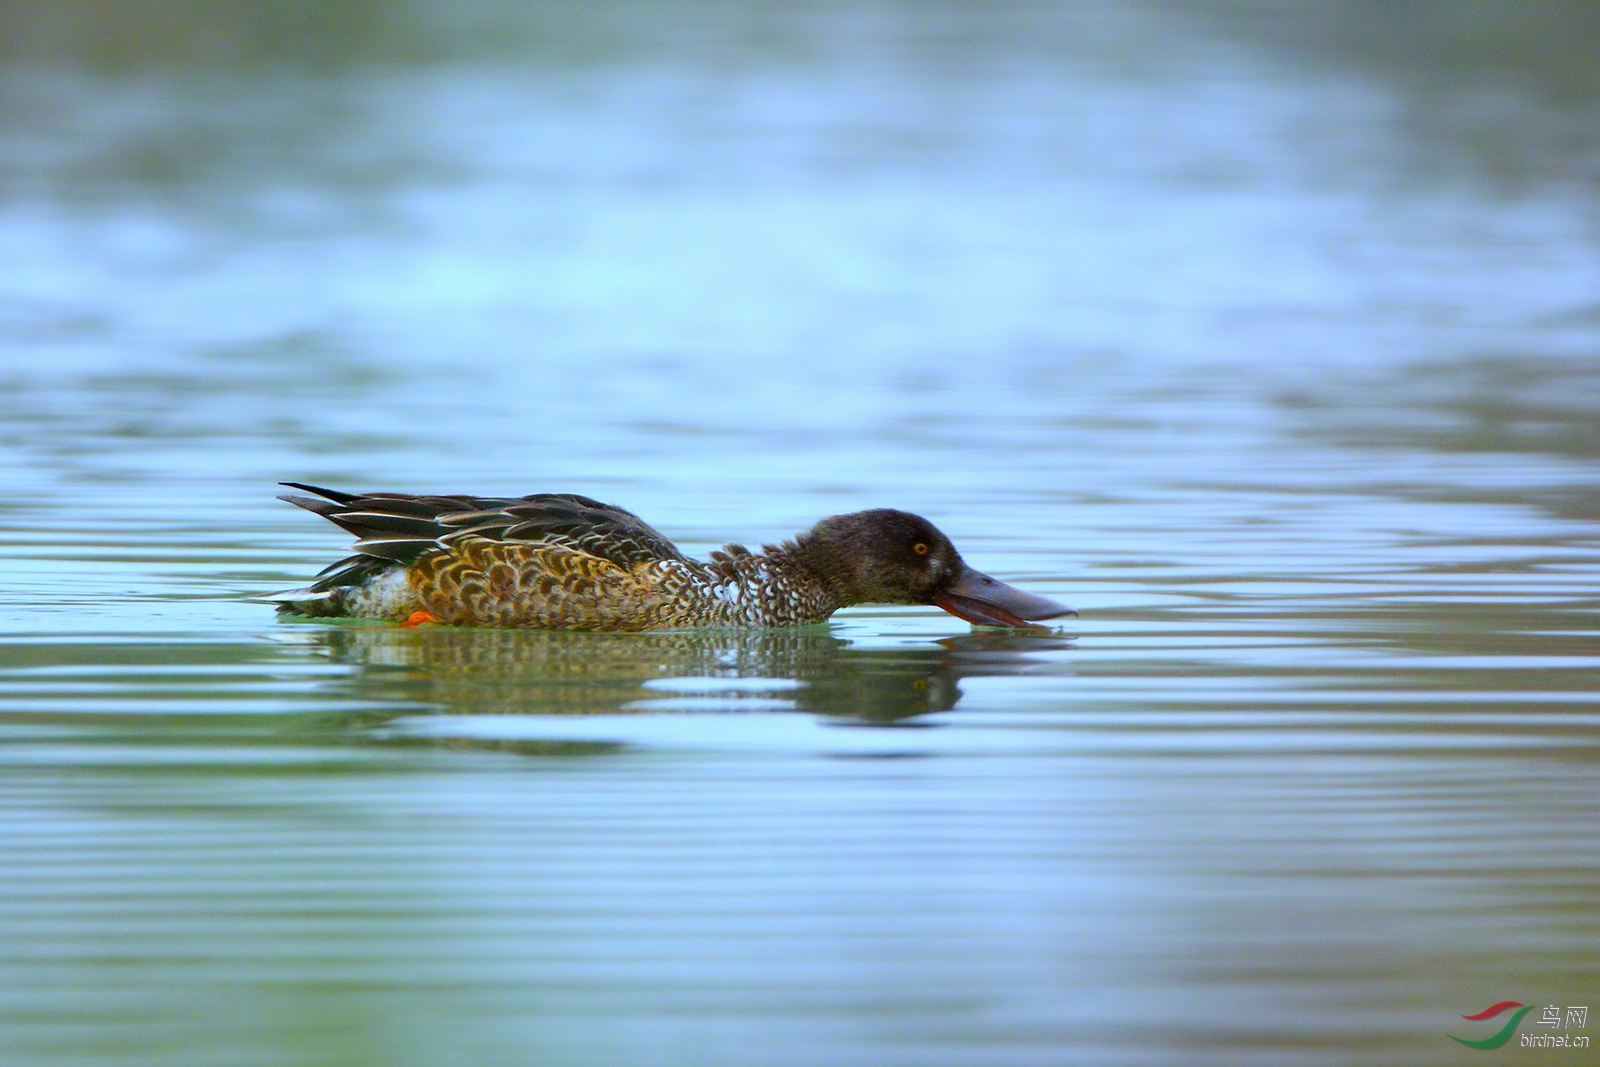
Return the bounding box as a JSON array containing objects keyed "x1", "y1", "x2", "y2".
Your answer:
[{"x1": 302, "y1": 623, "x2": 1072, "y2": 722}]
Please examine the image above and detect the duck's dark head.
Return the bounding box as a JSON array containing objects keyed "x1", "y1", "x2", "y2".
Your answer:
[{"x1": 786, "y1": 509, "x2": 1076, "y2": 627}]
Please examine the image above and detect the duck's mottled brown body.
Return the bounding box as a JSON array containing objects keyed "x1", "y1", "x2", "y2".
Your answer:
[
  {"x1": 269, "y1": 484, "x2": 1073, "y2": 631},
  {"x1": 406, "y1": 537, "x2": 839, "y2": 629}
]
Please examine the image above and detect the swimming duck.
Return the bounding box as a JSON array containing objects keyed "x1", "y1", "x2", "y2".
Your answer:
[{"x1": 269, "y1": 483, "x2": 1075, "y2": 631}]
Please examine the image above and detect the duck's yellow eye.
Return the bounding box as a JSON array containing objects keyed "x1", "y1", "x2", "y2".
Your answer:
[{"x1": 912, "y1": 542, "x2": 929, "y2": 555}]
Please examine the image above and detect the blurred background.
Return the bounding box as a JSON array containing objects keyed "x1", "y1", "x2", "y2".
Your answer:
[
  {"x1": 4, "y1": 1, "x2": 1597, "y2": 488},
  {"x1": 1, "y1": 2, "x2": 1597, "y2": 1065}
]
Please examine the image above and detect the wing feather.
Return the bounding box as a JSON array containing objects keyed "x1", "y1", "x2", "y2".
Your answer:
[{"x1": 278, "y1": 483, "x2": 687, "y2": 571}]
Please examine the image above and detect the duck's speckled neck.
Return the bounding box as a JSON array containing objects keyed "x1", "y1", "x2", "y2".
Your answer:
[{"x1": 688, "y1": 542, "x2": 843, "y2": 626}]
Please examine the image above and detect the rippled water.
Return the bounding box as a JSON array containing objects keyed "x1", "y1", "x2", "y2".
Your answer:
[{"x1": 2, "y1": 5, "x2": 1599, "y2": 1065}]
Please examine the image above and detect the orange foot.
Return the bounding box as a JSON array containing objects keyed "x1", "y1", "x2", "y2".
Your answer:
[{"x1": 398, "y1": 610, "x2": 438, "y2": 628}]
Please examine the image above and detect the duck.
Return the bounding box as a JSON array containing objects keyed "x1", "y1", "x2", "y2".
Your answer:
[{"x1": 268, "y1": 483, "x2": 1075, "y2": 631}]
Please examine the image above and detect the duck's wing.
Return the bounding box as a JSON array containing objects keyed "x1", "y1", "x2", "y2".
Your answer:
[{"x1": 278, "y1": 483, "x2": 689, "y2": 569}]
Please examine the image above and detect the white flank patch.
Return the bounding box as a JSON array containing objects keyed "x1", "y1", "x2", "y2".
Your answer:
[{"x1": 342, "y1": 567, "x2": 418, "y2": 620}]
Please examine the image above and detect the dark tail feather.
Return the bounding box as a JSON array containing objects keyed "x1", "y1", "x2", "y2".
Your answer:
[
  {"x1": 255, "y1": 553, "x2": 398, "y2": 617},
  {"x1": 279, "y1": 482, "x2": 362, "y2": 505}
]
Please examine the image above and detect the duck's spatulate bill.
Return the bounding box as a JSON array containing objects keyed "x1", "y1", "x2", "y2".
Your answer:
[{"x1": 934, "y1": 566, "x2": 1075, "y2": 628}]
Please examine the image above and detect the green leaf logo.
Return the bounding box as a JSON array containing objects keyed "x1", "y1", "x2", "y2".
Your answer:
[{"x1": 1448, "y1": 1002, "x2": 1534, "y2": 1050}]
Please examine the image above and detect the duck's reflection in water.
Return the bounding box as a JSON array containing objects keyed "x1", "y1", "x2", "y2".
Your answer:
[{"x1": 311, "y1": 624, "x2": 1074, "y2": 723}]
